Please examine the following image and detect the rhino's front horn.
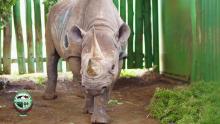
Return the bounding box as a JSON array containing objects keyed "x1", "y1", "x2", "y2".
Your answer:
[
  {"x1": 91, "y1": 27, "x2": 104, "y2": 58},
  {"x1": 87, "y1": 59, "x2": 99, "y2": 77}
]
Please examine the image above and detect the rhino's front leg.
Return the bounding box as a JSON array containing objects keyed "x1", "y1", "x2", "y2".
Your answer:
[
  {"x1": 83, "y1": 93, "x2": 94, "y2": 114},
  {"x1": 91, "y1": 88, "x2": 110, "y2": 124},
  {"x1": 43, "y1": 52, "x2": 60, "y2": 100}
]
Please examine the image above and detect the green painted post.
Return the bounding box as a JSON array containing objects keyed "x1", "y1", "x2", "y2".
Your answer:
[
  {"x1": 26, "y1": 0, "x2": 35, "y2": 73},
  {"x1": 143, "y1": 0, "x2": 152, "y2": 68},
  {"x1": 217, "y1": 0, "x2": 220, "y2": 81},
  {"x1": 66, "y1": 62, "x2": 70, "y2": 72},
  {"x1": 113, "y1": 0, "x2": 119, "y2": 9},
  {"x1": 0, "y1": 19, "x2": 2, "y2": 73},
  {"x1": 127, "y1": 0, "x2": 134, "y2": 68},
  {"x1": 0, "y1": 19, "x2": 1, "y2": 72},
  {"x1": 120, "y1": 0, "x2": 126, "y2": 21},
  {"x1": 13, "y1": 0, "x2": 26, "y2": 74},
  {"x1": 3, "y1": 17, "x2": 12, "y2": 74},
  {"x1": 191, "y1": 0, "x2": 198, "y2": 81},
  {"x1": 120, "y1": 0, "x2": 126, "y2": 69},
  {"x1": 152, "y1": 0, "x2": 159, "y2": 72},
  {"x1": 58, "y1": 59, "x2": 62, "y2": 72},
  {"x1": 135, "y1": 0, "x2": 144, "y2": 68},
  {"x1": 34, "y1": 0, "x2": 43, "y2": 72}
]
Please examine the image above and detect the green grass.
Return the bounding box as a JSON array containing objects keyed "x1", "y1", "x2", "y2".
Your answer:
[
  {"x1": 108, "y1": 99, "x2": 123, "y2": 106},
  {"x1": 35, "y1": 76, "x2": 46, "y2": 86},
  {"x1": 148, "y1": 81, "x2": 220, "y2": 124},
  {"x1": 120, "y1": 69, "x2": 146, "y2": 78}
]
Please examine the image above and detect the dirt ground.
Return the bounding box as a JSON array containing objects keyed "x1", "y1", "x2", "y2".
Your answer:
[{"x1": 0, "y1": 74, "x2": 179, "y2": 124}]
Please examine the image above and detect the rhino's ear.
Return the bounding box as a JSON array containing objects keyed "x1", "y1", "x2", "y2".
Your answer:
[
  {"x1": 117, "y1": 23, "x2": 131, "y2": 44},
  {"x1": 68, "y1": 25, "x2": 85, "y2": 43}
]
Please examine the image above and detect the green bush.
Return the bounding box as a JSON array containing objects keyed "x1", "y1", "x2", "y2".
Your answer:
[
  {"x1": 44, "y1": 0, "x2": 58, "y2": 16},
  {"x1": 148, "y1": 81, "x2": 220, "y2": 124},
  {"x1": 0, "y1": 0, "x2": 16, "y2": 28}
]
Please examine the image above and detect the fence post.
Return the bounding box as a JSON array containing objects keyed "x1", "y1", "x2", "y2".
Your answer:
[
  {"x1": 152, "y1": 0, "x2": 159, "y2": 72},
  {"x1": 120, "y1": 0, "x2": 126, "y2": 20},
  {"x1": 26, "y1": 0, "x2": 35, "y2": 73},
  {"x1": 58, "y1": 59, "x2": 63, "y2": 72},
  {"x1": 0, "y1": 19, "x2": 2, "y2": 73},
  {"x1": 127, "y1": 0, "x2": 135, "y2": 68},
  {"x1": 143, "y1": 0, "x2": 153, "y2": 68},
  {"x1": 135, "y1": 0, "x2": 144, "y2": 68},
  {"x1": 13, "y1": 0, "x2": 26, "y2": 74},
  {"x1": 113, "y1": 0, "x2": 119, "y2": 9},
  {"x1": 3, "y1": 16, "x2": 12, "y2": 74},
  {"x1": 120, "y1": 0, "x2": 127, "y2": 69},
  {"x1": 34, "y1": 0, "x2": 44, "y2": 72}
]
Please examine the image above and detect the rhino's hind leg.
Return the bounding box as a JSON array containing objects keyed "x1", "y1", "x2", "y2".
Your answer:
[
  {"x1": 43, "y1": 51, "x2": 60, "y2": 100},
  {"x1": 67, "y1": 58, "x2": 84, "y2": 98}
]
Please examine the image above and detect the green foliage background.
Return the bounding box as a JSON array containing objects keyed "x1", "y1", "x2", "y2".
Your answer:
[
  {"x1": 148, "y1": 81, "x2": 220, "y2": 124},
  {"x1": 0, "y1": 0, "x2": 16, "y2": 28},
  {"x1": 44, "y1": 0, "x2": 58, "y2": 16}
]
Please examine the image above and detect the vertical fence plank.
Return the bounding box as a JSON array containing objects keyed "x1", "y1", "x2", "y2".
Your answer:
[
  {"x1": 66, "y1": 62, "x2": 70, "y2": 72},
  {"x1": 58, "y1": 59, "x2": 63, "y2": 72},
  {"x1": 34, "y1": 0, "x2": 43, "y2": 72},
  {"x1": 127, "y1": 0, "x2": 134, "y2": 68},
  {"x1": 143, "y1": 0, "x2": 152, "y2": 68},
  {"x1": 0, "y1": 19, "x2": 2, "y2": 73},
  {"x1": 120, "y1": 0, "x2": 126, "y2": 20},
  {"x1": 191, "y1": 0, "x2": 198, "y2": 81},
  {"x1": 120, "y1": 0, "x2": 126, "y2": 68},
  {"x1": 113, "y1": 0, "x2": 119, "y2": 9},
  {"x1": 26, "y1": 0, "x2": 35, "y2": 73},
  {"x1": 216, "y1": 0, "x2": 220, "y2": 81},
  {"x1": 3, "y1": 17, "x2": 12, "y2": 74},
  {"x1": 135, "y1": 0, "x2": 144, "y2": 68},
  {"x1": 13, "y1": 0, "x2": 26, "y2": 74},
  {"x1": 152, "y1": 0, "x2": 159, "y2": 71}
]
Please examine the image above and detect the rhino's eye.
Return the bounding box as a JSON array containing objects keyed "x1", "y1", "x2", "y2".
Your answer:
[{"x1": 111, "y1": 64, "x2": 115, "y2": 70}]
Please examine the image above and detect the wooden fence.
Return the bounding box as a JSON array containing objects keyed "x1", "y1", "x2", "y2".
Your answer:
[{"x1": 0, "y1": 0, "x2": 159, "y2": 74}]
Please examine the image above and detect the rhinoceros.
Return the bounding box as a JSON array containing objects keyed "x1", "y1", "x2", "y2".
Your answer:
[{"x1": 43, "y1": 0, "x2": 130, "y2": 123}]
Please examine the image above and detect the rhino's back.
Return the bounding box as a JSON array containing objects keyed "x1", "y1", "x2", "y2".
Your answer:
[
  {"x1": 48, "y1": 0, "x2": 87, "y2": 57},
  {"x1": 47, "y1": 0, "x2": 124, "y2": 58}
]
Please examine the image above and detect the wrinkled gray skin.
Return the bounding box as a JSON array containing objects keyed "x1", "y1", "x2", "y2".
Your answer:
[{"x1": 43, "y1": 0, "x2": 130, "y2": 123}]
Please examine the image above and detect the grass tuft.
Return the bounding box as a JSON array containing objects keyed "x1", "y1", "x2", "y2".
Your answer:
[{"x1": 148, "y1": 81, "x2": 220, "y2": 124}]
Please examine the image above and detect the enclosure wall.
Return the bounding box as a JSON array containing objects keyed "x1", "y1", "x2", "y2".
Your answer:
[
  {"x1": 161, "y1": 0, "x2": 195, "y2": 80},
  {"x1": 192, "y1": 0, "x2": 220, "y2": 81},
  {"x1": 0, "y1": 0, "x2": 159, "y2": 74},
  {"x1": 161, "y1": 0, "x2": 220, "y2": 82}
]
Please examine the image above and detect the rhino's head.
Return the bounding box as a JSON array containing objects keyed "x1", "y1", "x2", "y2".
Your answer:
[{"x1": 66, "y1": 24, "x2": 130, "y2": 94}]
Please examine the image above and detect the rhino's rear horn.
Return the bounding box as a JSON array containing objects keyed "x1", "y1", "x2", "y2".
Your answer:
[{"x1": 91, "y1": 27, "x2": 104, "y2": 58}]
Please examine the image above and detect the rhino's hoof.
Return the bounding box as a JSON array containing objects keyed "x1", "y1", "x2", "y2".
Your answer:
[
  {"x1": 42, "y1": 93, "x2": 57, "y2": 100},
  {"x1": 91, "y1": 112, "x2": 110, "y2": 124},
  {"x1": 83, "y1": 107, "x2": 94, "y2": 114}
]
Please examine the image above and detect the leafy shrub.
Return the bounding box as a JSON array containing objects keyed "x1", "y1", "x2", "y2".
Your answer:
[
  {"x1": 148, "y1": 81, "x2": 220, "y2": 124},
  {"x1": 44, "y1": 0, "x2": 58, "y2": 16},
  {"x1": 0, "y1": 0, "x2": 16, "y2": 28}
]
